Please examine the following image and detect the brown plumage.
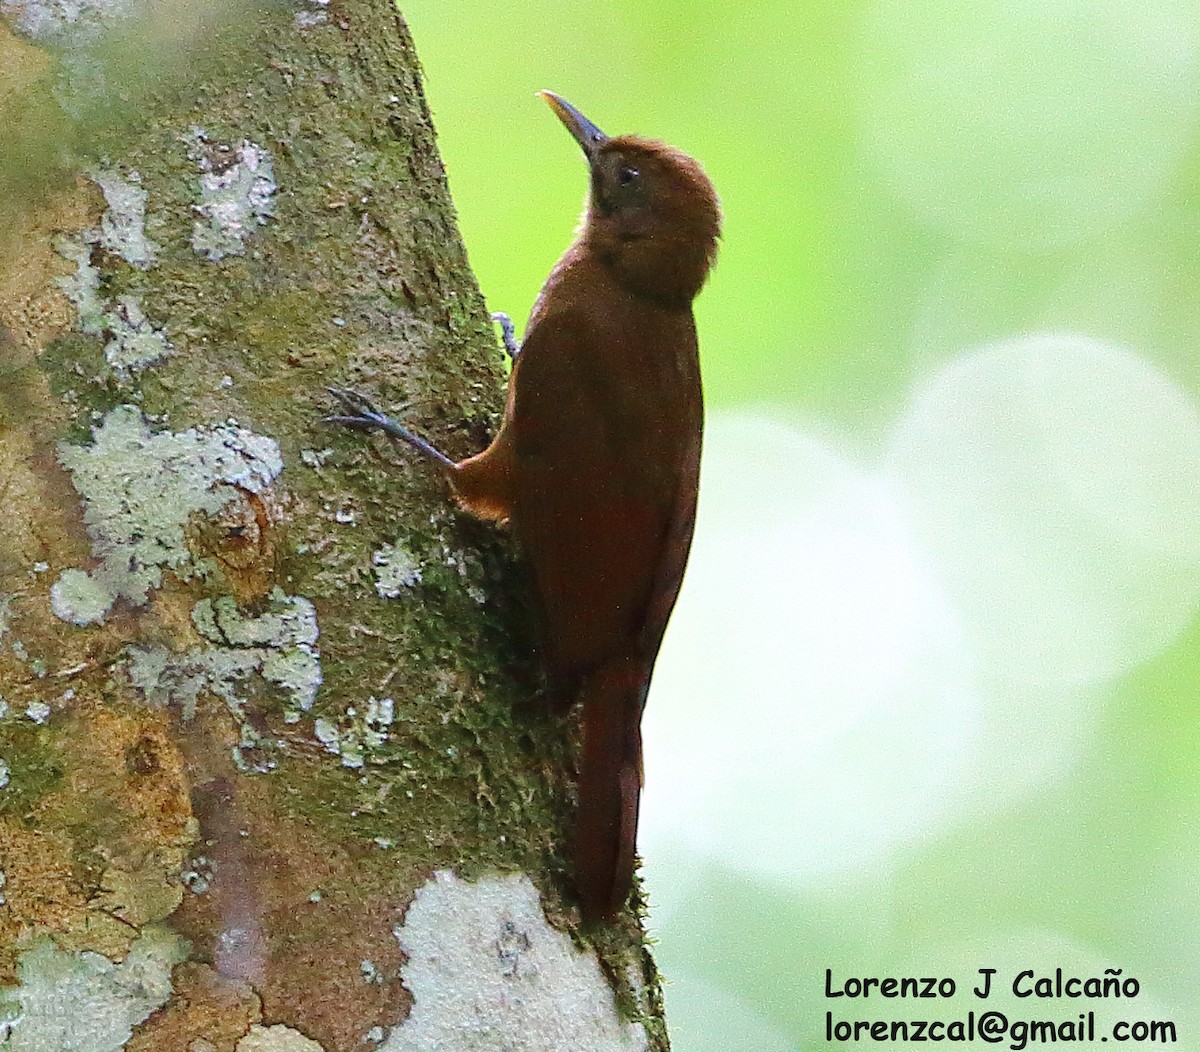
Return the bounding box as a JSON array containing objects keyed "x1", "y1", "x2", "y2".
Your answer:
[{"x1": 330, "y1": 92, "x2": 720, "y2": 921}]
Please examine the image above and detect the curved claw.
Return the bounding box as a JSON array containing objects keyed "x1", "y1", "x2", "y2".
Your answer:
[
  {"x1": 323, "y1": 387, "x2": 454, "y2": 470},
  {"x1": 324, "y1": 413, "x2": 385, "y2": 432},
  {"x1": 326, "y1": 386, "x2": 389, "y2": 418},
  {"x1": 491, "y1": 312, "x2": 520, "y2": 360}
]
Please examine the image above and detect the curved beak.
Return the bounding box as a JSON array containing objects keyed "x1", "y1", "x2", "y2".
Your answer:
[{"x1": 538, "y1": 91, "x2": 608, "y2": 161}]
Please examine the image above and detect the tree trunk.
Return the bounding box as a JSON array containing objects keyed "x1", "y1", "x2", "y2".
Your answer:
[{"x1": 0, "y1": 3, "x2": 666, "y2": 1049}]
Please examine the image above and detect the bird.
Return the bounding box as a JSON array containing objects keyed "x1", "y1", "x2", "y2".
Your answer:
[{"x1": 328, "y1": 91, "x2": 720, "y2": 922}]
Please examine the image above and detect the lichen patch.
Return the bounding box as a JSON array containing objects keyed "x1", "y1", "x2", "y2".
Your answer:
[
  {"x1": 383, "y1": 871, "x2": 648, "y2": 1052},
  {"x1": 0, "y1": 926, "x2": 188, "y2": 1051},
  {"x1": 52, "y1": 234, "x2": 106, "y2": 337},
  {"x1": 49, "y1": 168, "x2": 168, "y2": 376},
  {"x1": 92, "y1": 169, "x2": 158, "y2": 268},
  {"x1": 49, "y1": 404, "x2": 283, "y2": 627},
  {"x1": 49, "y1": 567, "x2": 111, "y2": 626},
  {"x1": 372, "y1": 541, "x2": 422, "y2": 599},
  {"x1": 101, "y1": 294, "x2": 171, "y2": 372},
  {"x1": 312, "y1": 694, "x2": 392, "y2": 768},
  {"x1": 186, "y1": 128, "x2": 277, "y2": 261},
  {"x1": 54, "y1": 226, "x2": 172, "y2": 377},
  {"x1": 125, "y1": 587, "x2": 321, "y2": 735},
  {"x1": 236, "y1": 1024, "x2": 326, "y2": 1052},
  {"x1": 0, "y1": 0, "x2": 134, "y2": 45}
]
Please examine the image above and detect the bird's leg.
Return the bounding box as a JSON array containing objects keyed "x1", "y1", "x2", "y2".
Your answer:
[
  {"x1": 491, "y1": 311, "x2": 520, "y2": 360},
  {"x1": 324, "y1": 387, "x2": 454, "y2": 470}
]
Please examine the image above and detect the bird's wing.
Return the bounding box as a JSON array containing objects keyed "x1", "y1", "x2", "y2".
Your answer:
[
  {"x1": 511, "y1": 302, "x2": 703, "y2": 920},
  {"x1": 509, "y1": 307, "x2": 699, "y2": 684},
  {"x1": 633, "y1": 419, "x2": 701, "y2": 694}
]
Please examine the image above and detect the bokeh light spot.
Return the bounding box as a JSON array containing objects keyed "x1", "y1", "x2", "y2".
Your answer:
[
  {"x1": 857, "y1": 0, "x2": 1200, "y2": 247},
  {"x1": 887, "y1": 333, "x2": 1200, "y2": 688},
  {"x1": 643, "y1": 416, "x2": 981, "y2": 886}
]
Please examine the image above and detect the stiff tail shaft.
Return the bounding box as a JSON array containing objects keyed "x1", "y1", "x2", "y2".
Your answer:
[{"x1": 574, "y1": 657, "x2": 647, "y2": 922}]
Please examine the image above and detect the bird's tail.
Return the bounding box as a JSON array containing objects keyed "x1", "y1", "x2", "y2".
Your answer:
[{"x1": 574, "y1": 656, "x2": 647, "y2": 922}]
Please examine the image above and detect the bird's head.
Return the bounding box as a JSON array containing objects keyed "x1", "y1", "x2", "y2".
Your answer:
[{"x1": 540, "y1": 91, "x2": 721, "y2": 306}]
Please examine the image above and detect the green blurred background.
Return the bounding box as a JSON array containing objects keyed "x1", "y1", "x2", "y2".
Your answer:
[{"x1": 405, "y1": 1, "x2": 1200, "y2": 1048}]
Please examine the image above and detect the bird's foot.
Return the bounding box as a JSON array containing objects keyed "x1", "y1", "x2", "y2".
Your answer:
[
  {"x1": 491, "y1": 311, "x2": 520, "y2": 360},
  {"x1": 324, "y1": 387, "x2": 454, "y2": 469},
  {"x1": 325, "y1": 387, "x2": 401, "y2": 432}
]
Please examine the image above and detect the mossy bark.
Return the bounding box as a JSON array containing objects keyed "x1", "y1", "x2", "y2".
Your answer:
[{"x1": 0, "y1": 3, "x2": 668, "y2": 1049}]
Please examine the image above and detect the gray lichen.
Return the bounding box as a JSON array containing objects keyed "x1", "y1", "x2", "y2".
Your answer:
[
  {"x1": 24, "y1": 702, "x2": 51, "y2": 724},
  {"x1": 234, "y1": 1024, "x2": 326, "y2": 1051},
  {"x1": 93, "y1": 169, "x2": 158, "y2": 268},
  {"x1": 48, "y1": 568, "x2": 111, "y2": 626},
  {"x1": 293, "y1": 0, "x2": 329, "y2": 31},
  {"x1": 299, "y1": 447, "x2": 332, "y2": 469},
  {"x1": 312, "y1": 694, "x2": 392, "y2": 768},
  {"x1": 54, "y1": 236, "x2": 107, "y2": 337},
  {"x1": 50, "y1": 404, "x2": 283, "y2": 626},
  {"x1": 179, "y1": 855, "x2": 212, "y2": 895},
  {"x1": 293, "y1": 10, "x2": 326, "y2": 30},
  {"x1": 192, "y1": 590, "x2": 313, "y2": 650},
  {"x1": 372, "y1": 541, "x2": 422, "y2": 598},
  {"x1": 127, "y1": 642, "x2": 254, "y2": 722},
  {"x1": 192, "y1": 589, "x2": 322, "y2": 715},
  {"x1": 0, "y1": 0, "x2": 134, "y2": 44},
  {"x1": 54, "y1": 170, "x2": 171, "y2": 376},
  {"x1": 127, "y1": 588, "x2": 321, "y2": 727},
  {"x1": 102, "y1": 295, "x2": 172, "y2": 372},
  {"x1": 187, "y1": 128, "x2": 277, "y2": 261},
  {"x1": 382, "y1": 871, "x2": 648, "y2": 1052},
  {"x1": 0, "y1": 925, "x2": 188, "y2": 1052}
]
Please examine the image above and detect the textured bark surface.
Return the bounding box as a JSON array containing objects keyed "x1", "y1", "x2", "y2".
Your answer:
[{"x1": 0, "y1": 3, "x2": 667, "y2": 1049}]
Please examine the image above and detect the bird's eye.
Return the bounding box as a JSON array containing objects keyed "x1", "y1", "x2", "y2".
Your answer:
[{"x1": 617, "y1": 166, "x2": 639, "y2": 185}]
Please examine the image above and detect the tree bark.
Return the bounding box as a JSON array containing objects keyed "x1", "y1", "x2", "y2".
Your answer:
[{"x1": 0, "y1": 3, "x2": 667, "y2": 1049}]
